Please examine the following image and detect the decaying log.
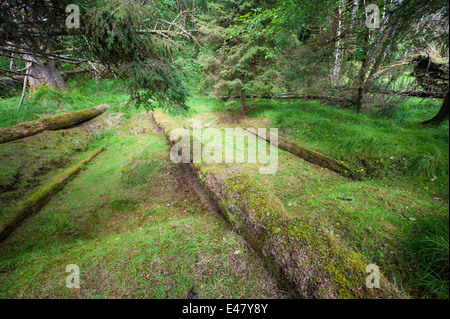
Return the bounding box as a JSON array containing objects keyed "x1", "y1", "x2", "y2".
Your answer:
[
  {"x1": 220, "y1": 93, "x2": 353, "y2": 104},
  {"x1": 0, "y1": 147, "x2": 104, "y2": 243},
  {"x1": 0, "y1": 104, "x2": 110, "y2": 144},
  {"x1": 220, "y1": 88, "x2": 447, "y2": 102},
  {"x1": 246, "y1": 128, "x2": 354, "y2": 178},
  {"x1": 152, "y1": 111, "x2": 402, "y2": 299}
]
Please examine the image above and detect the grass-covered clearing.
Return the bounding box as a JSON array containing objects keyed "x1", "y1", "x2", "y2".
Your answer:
[
  {"x1": 0, "y1": 80, "x2": 448, "y2": 298},
  {"x1": 180, "y1": 95, "x2": 449, "y2": 298},
  {"x1": 0, "y1": 104, "x2": 286, "y2": 298}
]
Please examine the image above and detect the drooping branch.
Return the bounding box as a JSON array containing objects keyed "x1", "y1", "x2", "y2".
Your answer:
[{"x1": 0, "y1": 46, "x2": 88, "y2": 65}]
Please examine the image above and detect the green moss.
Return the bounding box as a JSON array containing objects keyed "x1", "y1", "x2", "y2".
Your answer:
[
  {"x1": 0, "y1": 148, "x2": 103, "y2": 242},
  {"x1": 153, "y1": 109, "x2": 403, "y2": 299}
]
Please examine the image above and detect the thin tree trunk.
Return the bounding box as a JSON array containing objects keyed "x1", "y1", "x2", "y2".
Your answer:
[
  {"x1": 356, "y1": 29, "x2": 370, "y2": 113},
  {"x1": 422, "y1": 94, "x2": 449, "y2": 125},
  {"x1": 356, "y1": 54, "x2": 370, "y2": 113},
  {"x1": 350, "y1": 0, "x2": 359, "y2": 31},
  {"x1": 332, "y1": 0, "x2": 343, "y2": 87},
  {"x1": 240, "y1": 88, "x2": 246, "y2": 113},
  {"x1": 17, "y1": 61, "x2": 31, "y2": 110}
]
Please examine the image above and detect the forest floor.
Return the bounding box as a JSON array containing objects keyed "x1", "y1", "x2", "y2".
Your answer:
[
  {"x1": 0, "y1": 111, "x2": 289, "y2": 298},
  {"x1": 0, "y1": 80, "x2": 448, "y2": 298}
]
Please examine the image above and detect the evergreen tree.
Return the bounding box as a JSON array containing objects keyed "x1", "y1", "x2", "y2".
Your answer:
[
  {"x1": 198, "y1": 0, "x2": 279, "y2": 113},
  {"x1": 1, "y1": 0, "x2": 197, "y2": 111}
]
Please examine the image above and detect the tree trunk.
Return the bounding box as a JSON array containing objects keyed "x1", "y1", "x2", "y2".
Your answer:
[
  {"x1": 0, "y1": 104, "x2": 110, "y2": 144},
  {"x1": 28, "y1": 57, "x2": 67, "y2": 93},
  {"x1": 356, "y1": 56, "x2": 368, "y2": 114},
  {"x1": 422, "y1": 94, "x2": 449, "y2": 125},
  {"x1": 332, "y1": 0, "x2": 343, "y2": 87},
  {"x1": 246, "y1": 129, "x2": 353, "y2": 178},
  {"x1": 240, "y1": 88, "x2": 247, "y2": 113},
  {"x1": 355, "y1": 30, "x2": 370, "y2": 114}
]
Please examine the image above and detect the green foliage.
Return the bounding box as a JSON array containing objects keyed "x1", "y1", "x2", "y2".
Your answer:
[
  {"x1": 407, "y1": 215, "x2": 449, "y2": 298},
  {"x1": 83, "y1": 0, "x2": 189, "y2": 111},
  {"x1": 197, "y1": 0, "x2": 281, "y2": 98},
  {"x1": 238, "y1": 0, "x2": 336, "y2": 49}
]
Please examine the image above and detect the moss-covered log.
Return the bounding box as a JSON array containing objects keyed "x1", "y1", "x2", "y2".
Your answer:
[
  {"x1": 0, "y1": 104, "x2": 110, "y2": 144},
  {"x1": 246, "y1": 128, "x2": 353, "y2": 178},
  {"x1": 0, "y1": 147, "x2": 104, "y2": 243},
  {"x1": 152, "y1": 111, "x2": 403, "y2": 299}
]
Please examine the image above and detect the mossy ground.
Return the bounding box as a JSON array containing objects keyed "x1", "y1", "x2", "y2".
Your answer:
[
  {"x1": 0, "y1": 109, "x2": 287, "y2": 299},
  {"x1": 153, "y1": 111, "x2": 399, "y2": 298},
  {"x1": 0, "y1": 81, "x2": 447, "y2": 298},
  {"x1": 175, "y1": 95, "x2": 448, "y2": 298}
]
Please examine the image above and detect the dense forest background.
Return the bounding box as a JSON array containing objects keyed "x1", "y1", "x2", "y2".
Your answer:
[
  {"x1": 0, "y1": 0, "x2": 449, "y2": 299},
  {"x1": 1, "y1": 0, "x2": 448, "y2": 116}
]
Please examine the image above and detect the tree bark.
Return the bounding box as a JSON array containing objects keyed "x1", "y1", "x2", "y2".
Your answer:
[
  {"x1": 0, "y1": 104, "x2": 110, "y2": 144},
  {"x1": 422, "y1": 94, "x2": 449, "y2": 125},
  {"x1": 356, "y1": 83, "x2": 365, "y2": 113},
  {"x1": 28, "y1": 57, "x2": 67, "y2": 93},
  {"x1": 356, "y1": 30, "x2": 370, "y2": 114},
  {"x1": 240, "y1": 88, "x2": 247, "y2": 113},
  {"x1": 331, "y1": 0, "x2": 343, "y2": 87}
]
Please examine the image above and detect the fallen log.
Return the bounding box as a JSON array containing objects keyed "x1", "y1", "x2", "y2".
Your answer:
[
  {"x1": 0, "y1": 147, "x2": 104, "y2": 243},
  {"x1": 220, "y1": 93, "x2": 353, "y2": 104},
  {"x1": 0, "y1": 104, "x2": 110, "y2": 144},
  {"x1": 152, "y1": 111, "x2": 402, "y2": 299},
  {"x1": 220, "y1": 88, "x2": 446, "y2": 101},
  {"x1": 246, "y1": 128, "x2": 354, "y2": 178},
  {"x1": 365, "y1": 88, "x2": 446, "y2": 99},
  {"x1": 332, "y1": 87, "x2": 446, "y2": 99}
]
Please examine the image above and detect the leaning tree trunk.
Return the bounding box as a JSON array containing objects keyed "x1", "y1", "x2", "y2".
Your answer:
[
  {"x1": 28, "y1": 57, "x2": 67, "y2": 93},
  {"x1": 422, "y1": 94, "x2": 449, "y2": 125}
]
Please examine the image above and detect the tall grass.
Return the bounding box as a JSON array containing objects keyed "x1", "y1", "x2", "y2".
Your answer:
[
  {"x1": 244, "y1": 97, "x2": 449, "y2": 197},
  {"x1": 407, "y1": 215, "x2": 449, "y2": 298}
]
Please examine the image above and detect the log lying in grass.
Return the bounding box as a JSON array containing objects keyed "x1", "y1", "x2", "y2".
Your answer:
[
  {"x1": 152, "y1": 111, "x2": 402, "y2": 299},
  {"x1": 0, "y1": 104, "x2": 110, "y2": 144},
  {"x1": 220, "y1": 93, "x2": 354, "y2": 104},
  {"x1": 0, "y1": 147, "x2": 104, "y2": 243},
  {"x1": 246, "y1": 128, "x2": 354, "y2": 178}
]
